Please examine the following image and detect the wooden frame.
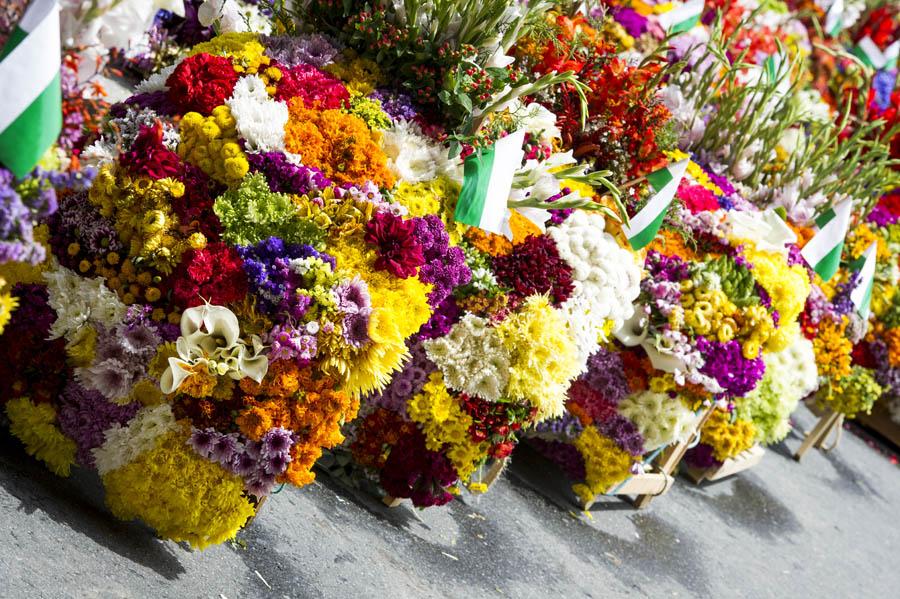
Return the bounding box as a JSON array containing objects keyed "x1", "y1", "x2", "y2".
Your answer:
[
  {"x1": 793, "y1": 409, "x2": 844, "y2": 461},
  {"x1": 684, "y1": 443, "x2": 765, "y2": 484},
  {"x1": 579, "y1": 404, "x2": 715, "y2": 510}
]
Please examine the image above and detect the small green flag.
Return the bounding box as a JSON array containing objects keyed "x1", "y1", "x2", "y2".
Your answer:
[
  {"x1": 851, "y1": 36, "x2": 899, "y2": 71},
  {"x1": 824, "y1": 0, "x2": 845, "y2": 38},
  {"x1": 0, "y1": 0, "x2": 62, "y2": 178},
  {"x1": 657, "y1": 0, "x2": 704, "y2": 35},
  {"x1": 623, "y1": 159, "x2": 689, "y2": 251},
  {"x1": 800, "y1": 199, "x2": 852, "y2": 282},
  {"x1": 454, "y1": 130, "x2": 526, "y2": 235},
  {"x1": 849, "y1": 241, "x2": 877, "y2": 320}
]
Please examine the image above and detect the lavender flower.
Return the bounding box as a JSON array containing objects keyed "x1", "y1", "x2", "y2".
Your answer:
[
  {"x1": 246, "y1": 152, "x2": 332, "y2": 195},
  {"x1": 264, "y1": 33, "x2": 342, "y2": 68},
  {"x1": 57, "y1": 382, "x2": 141, "y2": 467},
  {"x1": 697, "y1": 337, "x2": 766, "y2": 397}
]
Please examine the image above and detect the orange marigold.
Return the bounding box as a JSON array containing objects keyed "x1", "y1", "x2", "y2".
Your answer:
[
  {"x1": 813, "y1": 317, "x2": 853, "y2": 380},
  {"x1": 284, "y1": 100, "x2": 394, "y2": 188}
]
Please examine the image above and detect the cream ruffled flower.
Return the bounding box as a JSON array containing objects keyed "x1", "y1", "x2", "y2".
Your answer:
[{"x1": 160, "y1": 304, "x2": 268, "y2": 394}]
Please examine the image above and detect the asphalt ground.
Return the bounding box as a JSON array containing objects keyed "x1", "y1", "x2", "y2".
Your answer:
[{"x1": 1, "y1": 403, "x2": 898, "y2": 598}]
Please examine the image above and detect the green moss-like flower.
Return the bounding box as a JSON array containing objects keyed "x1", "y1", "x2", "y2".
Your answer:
[
  {"x1": 346, "y1": 94, "x2": 392, "y2": 130},
  {"x1": 213, "y1": 173, "x2": 323, "y2": 248},
  {"x1": 704, "y1": 255, "x2": 758, "y2": 308},
  {"x1": 817, "y1": 366, "x2": 882, "y2": 419}
]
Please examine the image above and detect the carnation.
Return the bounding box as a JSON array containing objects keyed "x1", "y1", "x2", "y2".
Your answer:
[
  {"x1": 226, "y1": 75, "x2": 289, "y2": 152},
  {"x1": 166, "y1": 52, "x2": 239, "y2": 115}
]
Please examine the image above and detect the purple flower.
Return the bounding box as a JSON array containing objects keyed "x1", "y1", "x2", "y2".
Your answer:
[
  {"x1": 365, "y1": 337, "x2": 436, "y2": 416},
  {"x1": 189, "y1": 428, "x2": 218, "y2": 459},
  {"x1": 369, "y1": 88, "x2": 418, "y2": 121},
  {"x1": 263, "y1": 34, "x2": 342, "y2": 68},
  {"x1": 610, "y1": 7, "x2": 649, "y2": 39},
  {"x1": 598, "y1": 415, "x2": 645, "y2": 457},
  {"x1": 697, "y1": 337, "x2": 766, "y2": 397},
  {"x1": 414, "y1": 215, "x2": 471, "y2": 307},
  {"x1": 230, "y1": 450, "x2": 259, "y2": 477},
  {"x1": 246, "y1": 152, "x2": 332, "y2": 195},
  {"x1": 579, "y1": 348, "x2": 631, "y2": 405},
  {"x1": 261, "y1": 427, "x2": 293, "y2": 458},
  {"x1": 342, "y1": 312, "x2": 371, "y2": 347},
  {"x1": 334, "y1": 277, "x2": 372, "y2": 314},
  {"x1": 57, "y1": 382, "x2": 141, "y2": 467},
  {"x1": 528, "y1": 438, "x2": 587, "y2": 481}
]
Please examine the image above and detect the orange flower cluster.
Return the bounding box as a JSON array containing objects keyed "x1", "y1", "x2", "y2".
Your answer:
[
  {"x1": 464, "y1": 211, "x2": 542, "y2": 256},
  {"x1": 237, "y1": 361, "x2": 359, "y2": 487},
  {"x1": 812, "y1": 317, "x2": 853, "y2": 380},
  {"x1": 284, "y1": 100, "x2": 394, "y2": 188}
]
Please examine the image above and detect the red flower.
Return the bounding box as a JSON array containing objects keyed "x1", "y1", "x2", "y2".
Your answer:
[
  {"x1": 166, "y1": 53, "x2": 238, "y2": 115},
  {"x1": 364, "y1": 212, "x2": 425, "y2": 279},
  {"x1": 119, "y1": 124, "x2": 182, "y2": 180},
  {"x1": 491, "y1": 234, "x2": 574, "y2": 306},
  {"x1": 677, "y1": 182, "x2": 721, "y2": 214},
  {"x1": 275, "y1": 63, "x2": 350, "y2": 109},
  {"x1": 171, "y1": 242, "x2": 248, "y2": 308}
]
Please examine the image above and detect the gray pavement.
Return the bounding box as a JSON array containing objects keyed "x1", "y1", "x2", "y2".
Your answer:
[{"x1": 1, "y1": 404, "x2": 898, "y2": 598}]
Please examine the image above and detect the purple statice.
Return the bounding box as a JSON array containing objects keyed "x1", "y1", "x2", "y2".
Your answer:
[
  {"x1": 610, "y1": 7, "x2": 648, "y2": 38},
  {"x1": 418, "y1": 296, "x2": 462, "y2": 339},
  {"x1": 57, "y1": 382, "x2": 141, "y2": 468},
  {"x1": 580, "y1": 347, "x2": 630, "y2": 405},
  {"x1": 237, "y1": 236, "x2": 335, "y2": 316},
  {"x1": 527, "y1": 438, "x2": 587, "y2": 481},
  {"x1": 697, "y1": 337, "x2": 766, "y2": 397},
  {"x1": 366, "y1": 337, "x2": 436, "y2": 417},
  {"x1": 598, "y1": 416, "x2": 645, "y2": 457},
  {"x1": 247, "y1": 151, "x2": 332, "y2": 195},
  {"x1": 263, "y1": 33, "x2": 342, "y2": 68},
  {"x1": 830, "y1": 271, "x2": 860, "y2": 317},
  {"x1": 268, "y1": 323, "x2": 318, "y2": 365},
  {"x1": 414, "y1": 215, "x2": 471, "y2": 307},
  {"x1": 369, "y1": 88, "x2": 418, "y2": 122},
  {"x1": 872, "y1": 69, "x2": 897, "y2": 113},
  {"x1": 0, "y1": 168, "x2": 58, "y2": 264},
  {"x1": 532, "y1": 411, "x2": 584, "y2": 441}
]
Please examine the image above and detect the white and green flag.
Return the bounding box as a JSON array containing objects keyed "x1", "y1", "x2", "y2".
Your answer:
[
  {"x1": 0, "y1": 0, "x2": 61, "y2": 179},
  {"x1": 623, "y1": 159, "x2": 689, "y2": 251},
  {"x1": 455, "y1": 129, "x2": 526, "y2": 235},
  {"x1": 800, "y1": 199, "x2": 853, "y2": 281},
  {"x1": 657, "y1": 0, "x2": 705, "y2": 35},
  {"x1": 824, "y1": 0, "x2": 846, "y2": 37},
  {"x1": 852, "y1": 36, "x2": 900, "y2": 70},
  {"x1": 850, "y1": 241, "x2": 877, "y2": 320}
]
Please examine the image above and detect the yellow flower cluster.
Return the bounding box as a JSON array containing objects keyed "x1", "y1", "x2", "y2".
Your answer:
[
  {"x1": 813, "y1": 317, "x2": 853, "y2": 381},
  {"x1": 408, "y1": 372, "x2": 488, "y2": 481},
  {"x1": 5, "y1": 397, "x2": 77, "y2": 477},
  {"x1": 742, "y1": 242, "x2": 809, "y2": 351},
  {"x1": 497, "y1": 295, "x2": 579, "y2": 420},
  {"x1": 847, "y1": 224, "x2": 889, "y2": 262},
  {"x1": 102, "y1": 428, "x2": 255, "y2": 550},
  {"x1": 324, "y1": 56, "x2": 385, "y2": 96},
  {"x1": 571, "y1": 427, "x2": 635, "y2": 505},
  {"x1": 326, "y1": 236, "x2": 432, "y2": 397},
  {"x1": 0, "y1": 224, "x2": 51, "y2": 286},
  {"x1": 679, "y1": 285, "x2": 739, "y2": 341},
  {"x1": 178, "y1": 106, "x2": 250, "y2": 186},
  {"x1": 88, "y1": 164, "x2": 189, "y2": 274},
  {"x1": 0, "y1": 276, "x2": 17, "y2": 334},
  {"x1": 393, "y1": 177, "x2": 459, "y2": 219},
  {"x1": 188, "y1": 32, "x2": 271, "y2": 75},
  {"x1": 700, "y1": 409, "x2": 756, "y2": 462}
]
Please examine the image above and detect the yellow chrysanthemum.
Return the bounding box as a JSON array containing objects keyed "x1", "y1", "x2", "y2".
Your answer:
[{"x1": 6, "y1": 397, "x2": 77, "y2": 477}]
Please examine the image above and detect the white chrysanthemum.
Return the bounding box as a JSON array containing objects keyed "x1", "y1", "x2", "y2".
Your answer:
[
  {"x1": 766, "y1": 336, "x2": 818, "y2": 398},
  {"x1": 226, "y1": 75, "x2": 288, "y2": 152},
  {"x1": 134, "y1": 64, "x2": 176, "y2": 94},
  {"x1": 381, "y1": 120, "x2": 454, "y2": 183},
  {"x1": 424, "y1": 314, "x2": 511, "y2": 402},
  {"x1": 618, "y1": 391, "x2": 697, "y2": 451},
  {"x1": 198, "y1": 0, "x2": 272, "y2": 34},
  {"x1": 548, "y1": 211, "x2": 641, "y2": 371},
  {"x1": 43, "y1": 266, "x2": 127, "y2": 341},
  {"x1": 92, "y1": 405, "x2": 178, "y2": 476}
]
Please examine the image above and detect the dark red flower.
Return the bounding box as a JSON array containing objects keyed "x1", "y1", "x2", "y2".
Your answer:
[
  {"x1": 492, "y1": 234, "x2": 574, "y2": 306},
  {"x1": 364, "y1": 212, "x2": 426, "y2": 279},
  {"x1": 166, "y1": 53, "x2": 238, "y2": 115},
  {"x1": 119, "y1": 124, "x2": 182, "y2": 180},
  {"x1": 274, "y1": 63, "x2": 350, "y2": 109}
]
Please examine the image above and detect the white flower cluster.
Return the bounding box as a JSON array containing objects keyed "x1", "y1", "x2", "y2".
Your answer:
[
  {"x1": 765, "y1": 336, "x2": 818, "y2": 398},
  {"x1": 548, "y1": 211, "x2": 641, "y2": 372},
  {"x1": 381, "y1": 120, "x2": 458, "y2": 183},
  {"x1": 226, "y1": 75, "x2": 289, "y2": 153},
  {"x1": 43, "y1": 266, "x2": 127, "y2": 341},
  {"x1": 198, "y1": 0, "x2": 272, "y2": 35},
  {"x1": 618, "y1": 391, "x2": 697, "y2": 451},
  {"x1": 92, "y1": 404, "x2": 178, "y2": 476},
  {"x1": 424, "y1": 314, "x2": 511, "y2": 402}
]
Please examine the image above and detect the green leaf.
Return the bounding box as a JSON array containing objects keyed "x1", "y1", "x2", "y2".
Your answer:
[{"x1": 457, "y1": 92, "x2": 473, "y2": 113}]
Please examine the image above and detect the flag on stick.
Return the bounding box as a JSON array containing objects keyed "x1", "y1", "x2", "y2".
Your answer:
[
  {"x1": 800, "y1": 199, "x2": 853, "y2": 282},
  {"x1": 852, "y1": 36, "x2": 900, "y2": 70},
  {"x1": 623, "y1": 159, "x2": 689, "y2": 251},
  {"x1": 454, "y1": 130, "x2": 526, "y2": 235},
  {"x1": 657, "y1": 0, "x2": 705, "y2": 35},
  {"x1": 0, "y1": 0, "x2": 61, "y2": 178},
  {"x1": 849, "y1": 241, "x2": 877, "y2": 320}
]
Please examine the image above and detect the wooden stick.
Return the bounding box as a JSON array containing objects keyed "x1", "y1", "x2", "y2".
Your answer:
[
  {"x1": 818, "y1": 414, "x2": 845, "y2": 452},
  {"x1": 481, "y1": 458, "x2": 508, "y2": 489},
  {"x1": 794, "y1": 410, "x2": 839, "y2": 461}
]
